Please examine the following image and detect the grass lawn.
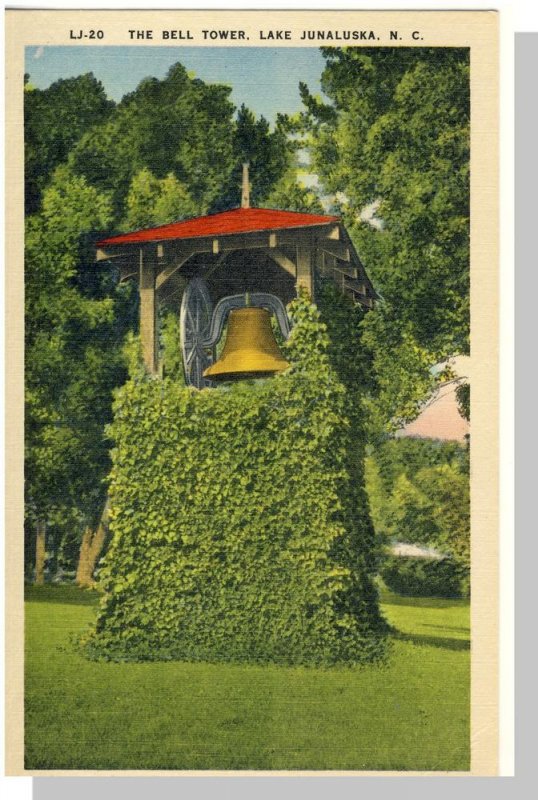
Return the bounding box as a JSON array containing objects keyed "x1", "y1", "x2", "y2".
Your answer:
[{"x1": 25, "y1": 585, "x2": 469, "y2": 771}]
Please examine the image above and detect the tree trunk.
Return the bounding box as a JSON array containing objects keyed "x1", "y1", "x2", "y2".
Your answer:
[
  {"x1": 75, "y1": 499, "x2": 109, "y2": 588},
  {"x1": 75, "y1": 526, "x2": 93, "y2": 587},
  {"x1": 35, "y1": 519, "x2": 46, "y2": 586}
]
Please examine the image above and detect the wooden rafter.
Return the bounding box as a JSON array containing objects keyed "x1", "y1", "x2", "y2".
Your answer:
[
  {"x1": 268, "y1": 249, "x2": 296, "y2": 278},
  {"x1": 318, "y1": 239, "x2": 351, "y2": 263},
  {"x1": 155, "y1": 250, "x2": 199, "y2": 290}
]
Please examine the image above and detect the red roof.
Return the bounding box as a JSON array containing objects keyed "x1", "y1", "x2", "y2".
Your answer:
[{"x1": 96, "y1": 207, "x2": 339, "y2": 247}]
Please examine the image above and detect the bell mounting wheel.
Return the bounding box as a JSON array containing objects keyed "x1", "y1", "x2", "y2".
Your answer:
[{"x1": 180, "y1": 277, "x2": 215, "y2": 389}]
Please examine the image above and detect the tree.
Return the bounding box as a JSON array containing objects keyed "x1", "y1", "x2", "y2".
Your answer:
[
  {"x1": 418, "y1": 464, "x2": 470, "y2": 569},
  {"x1": 214, "y1": 105, "x2": 295, "y2": 210},
  {"x1": 264, "y1": 172, "x2": 325, "y2": 214},
  {"x1": 25, "y1": 170, "x2": 129, "y2": 583},
  {"x1": 58, "y1": 64, "x2": 301, "y2": 227},
  {"x1": 386, "y1": 464, "x2": 470, "y2": 572},
  {"x1": 122, "y1": 168, "x2": 199, "y2": 231},
  {"x1": 153, "y1": 172, "x2": 199, "y2": 224},
  {"x1": 122, "y1": 167, "x2": 161, "y2": 231},
  {"x1": 456, "y1": 382, "x2": 470, "y2": 422},
  {"x1": 365, "y1": 438, "x2": 470, "y2": 577},
  {"x1": 75, "y1": 499, "x2": 110, "y2": 588},
  {"x1": 300, "y1": 48, "x2": 470, "y2": 435},
  {"x1": 24, "y1": 73, "x2": 114, "y2": 214},
  {"x1": 68, "y1": 63, "x2": 237, "y2": 223}
]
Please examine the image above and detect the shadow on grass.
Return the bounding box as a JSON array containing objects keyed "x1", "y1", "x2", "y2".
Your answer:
[
  {"x1": 421, "y1": 623, "x2": 470, "y2": 634},
  {"x1": 25, "y1": 585, "x2": 100, "y2": 606},
  {"x1": 393, "y1": 630, "x2": 470, "y2": 651},
  {"x1": 380, "y1": 591, "x2": 469, "y2": 610}
]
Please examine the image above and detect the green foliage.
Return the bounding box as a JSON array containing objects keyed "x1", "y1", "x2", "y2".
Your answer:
[
  {"x1": 24, "y1": 73, "x2": 114, "y2": 213},
  {"x1": 64, "y1": 66, "x2": 303, "y2": 226},
  {"x1": 23, "y1": 57, "x2": 311, "y2": 581},
  {"x1": 456, "y1": 382, "x2": 470, "y2": 421},
  {"x1": 264, "y1": 173, "x2": 325, "y2": 214},
  {"x1": 299, "y1": 48, "x2": 470, "y2": 434},
  {"x1": 122, "y1": 168, "x2": 161, "y2": 230},
  {"x1": 25, "y1": 170, "x2": 129, "y2": 568},
  {"x1": 158, "y1": 312, "x2": 185, "y2": 383},
  {"x1": 365, "y1": 438, "x2": 470, "y2": 573},
  {"x1": 412, "y1": 464, "x2": 470, "y2": 570},
  {"x1": 381, "y1": 556, "x2": 467, "y2": 599},
  {"x1": 153, "y1": 173, "x2": 199, "y2": 224},
  {"x1": 122, "y1": 168, "x2": 199, "y2": 231},
  {"x1": 368, "y1": 437, "x2": 469, "y2": 497},
  {"x1": 360, "y1": 306, "x2": 440, "y2": 438},
  {"x1": 86, "y1": 295, "x2": 388, "y2": 665},
  {"x1": 215, "y1": 105, "x2": 295, "y2": 210},
  {"x1": 68, "y1": 63, "x2": 237, "y2": 221}
]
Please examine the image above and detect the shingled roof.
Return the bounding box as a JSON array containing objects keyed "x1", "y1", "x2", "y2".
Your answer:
[{"x1": 97, "y1": 207, "x2": 340, "y2": 248}]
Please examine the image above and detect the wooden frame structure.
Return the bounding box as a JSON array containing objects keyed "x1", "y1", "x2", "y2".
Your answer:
[{"x1": 96, "y1": 207, "x2": 378, "y2": 374}]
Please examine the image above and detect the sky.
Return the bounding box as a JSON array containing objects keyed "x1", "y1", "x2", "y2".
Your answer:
[{"x1": 24, "y1": 46, "x2": 327, "y2": 125}]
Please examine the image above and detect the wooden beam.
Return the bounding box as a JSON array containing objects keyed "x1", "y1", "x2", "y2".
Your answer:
[
  {"x1": 343, "y1": 278, "x2": 374, "y2": 307},
  {"x1": 156, "y1": 225, "x2": 333, "y2": 257},
  {"x1": 139, "y1": 248, "x2": 158, "y2": 375},
  {"x1": 155, "y1": 251, "x2": 197, "y2": 290},
  {"x1": 344, "y1": 277, "x2": 368, "y2": 295},
  {"x1": 119, "y1": 268, "x2": 139, "y2": 283},
  {"x1": 296, "y1": 236, "x2": 314, "y2": 299},
  {"x1": 319, "y1": 239, "x2": 351, "y2": 262},
  {"x1": 158, "y1": 274, "x2": 188, "y2": 306},
  {"x1": 326, "y1": 225, "x2": 340, "y2": 240},
  {"x1": 203, "y1": 251, "x2": 230, "y2": 282},
  {"x1": 268, "y1": 248, "x2": 296, "y2": 278},
  {"x1": 158, "y1": 278, "x2": 188, "y2": 308},
  {"x1": 96, "y1": 248, "x2": 134, "y2": 262},
  {"x1": 331, "y1": 262, "x2": 359, "y2": 280},
  {"x1": 314, "y1": 244, "x2": 325, "y2": 288}
]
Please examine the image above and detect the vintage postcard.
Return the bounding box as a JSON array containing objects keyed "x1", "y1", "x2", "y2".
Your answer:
[{"x1": 5, "y1": 9, "x2": 499, "y2": 776}]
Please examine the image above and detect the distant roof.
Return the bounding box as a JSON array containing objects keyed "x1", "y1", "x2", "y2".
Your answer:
[
  {"x1": 397, "y1": 356, "x2": 471, "y2": 443},
  {"x1": 97, "y1": 207, "x2": 340, "y2": 247},
  {"x1": 390, "y1": 542, "x2": 446, "y2": 560}
]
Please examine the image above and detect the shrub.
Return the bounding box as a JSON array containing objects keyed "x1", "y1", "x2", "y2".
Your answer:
[
  {"x1": 381, "y1": 555, "x2": 468, "y2": 598},
  {"x1": 84, "y1": 293, "x2": 389, "y2": 666}
]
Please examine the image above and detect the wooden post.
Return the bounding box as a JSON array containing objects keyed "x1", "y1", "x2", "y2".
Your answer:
[
  {"x1": 296, "y1": 237, "x2": 314, "y2": 300},
  {"x1": 139, "y1": 247, "x2": 158, "y2": 374},
  {"x1": 314, "y1": 243, "x2": 325, "y2": 291}
]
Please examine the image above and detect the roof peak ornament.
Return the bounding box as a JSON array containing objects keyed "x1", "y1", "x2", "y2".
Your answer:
[{"x1": 241, "y1": 162, "x2": 250, "y2": 209}]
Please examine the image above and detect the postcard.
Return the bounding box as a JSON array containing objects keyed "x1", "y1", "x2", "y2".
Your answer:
[{"x1": 5, "y1": 8, "x2": 499, "y2": 776}]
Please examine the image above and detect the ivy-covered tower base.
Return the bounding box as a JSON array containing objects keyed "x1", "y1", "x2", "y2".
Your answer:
[{"x1": 86, "y1": 293, "x2": 388, "y2": 665}]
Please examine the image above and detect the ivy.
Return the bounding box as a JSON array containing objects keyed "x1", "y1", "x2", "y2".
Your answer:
[{"x1": 84, "y1": 293, "x2": 389, "y2": 665}]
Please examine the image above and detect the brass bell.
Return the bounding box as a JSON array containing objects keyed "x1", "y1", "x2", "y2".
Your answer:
[{"x1": 203, "y1": 307, "x2": 290, "y2": 382}]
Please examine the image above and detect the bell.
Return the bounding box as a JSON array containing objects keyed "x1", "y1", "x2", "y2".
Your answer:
[{"x1": 203, "y1": 307, "x2": 290, "y2": 382}]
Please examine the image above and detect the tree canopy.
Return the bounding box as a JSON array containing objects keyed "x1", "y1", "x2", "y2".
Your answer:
[
  {"x1": 24, "y1": 50, "x2": 471, "y2": 584},
  {"x1": 24, "y1": 73, "x2": 114, "y2": 214},
  {"x1": 24, "y1": 169, "x2": 131, "y2": 576},
  {"x1": 66, "y1": 63, "x2": 237, "y2": 222},
  {"x1": 299, "y1": 47, "x2": 470, "y2": 435},
  {"x1": 365, "y1": 437, "x2": 470, "y2": 575}
]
